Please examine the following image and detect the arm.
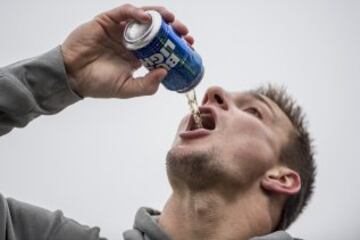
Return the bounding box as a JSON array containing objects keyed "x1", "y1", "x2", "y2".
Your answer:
[
  {"x1": 1, "y1": 3, "x2": 193, "y2": 239},
  {"x1": 0, "y1": 194, "x2": 106, "y2": 240},
  {"x1": 0, "y1": 4, "x2": 192, "y2": 137},
  {"x1": 0, "y1": 47, "x2": 81, "y2": 136}
]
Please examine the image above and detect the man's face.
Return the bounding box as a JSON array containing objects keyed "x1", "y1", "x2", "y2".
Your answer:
[{"x1": 166, "y1": 86, "x2": 294, "y2": 191}]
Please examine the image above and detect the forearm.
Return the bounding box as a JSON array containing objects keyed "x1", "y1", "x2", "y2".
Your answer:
[
  {"x1": 0, "y1": 46, "x2": 81, "y2": 136},
  {"x1": 0, "y1": 194, "x2": 107, "y2": 240}
]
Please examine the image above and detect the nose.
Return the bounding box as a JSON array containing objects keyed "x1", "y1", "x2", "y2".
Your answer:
[{"x1": 202, "y1": 86, "x2": 229, "y2": 110}]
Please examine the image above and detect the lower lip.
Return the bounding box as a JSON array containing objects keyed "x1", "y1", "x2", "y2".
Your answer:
[{"x1": 179, "y1": 128, "x2": 211, "y2": 140}]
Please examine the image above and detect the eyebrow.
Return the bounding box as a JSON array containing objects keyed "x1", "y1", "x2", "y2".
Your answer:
[{"x1": 249, "y1": 92, "x2": 276, "y2": 117}]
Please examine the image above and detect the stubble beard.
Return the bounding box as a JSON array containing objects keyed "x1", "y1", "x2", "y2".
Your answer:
[{"x1": 166, "y1": 147, "x2": 226, "y2": 191}]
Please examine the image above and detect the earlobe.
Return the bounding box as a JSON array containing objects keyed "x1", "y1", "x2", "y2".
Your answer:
[{"x1": 261, "y1": 167, "x2": 301, "y2": 196}]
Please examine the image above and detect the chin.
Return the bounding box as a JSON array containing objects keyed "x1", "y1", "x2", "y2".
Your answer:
[
  {"x1": 167, "y1": 142, "x2": 207, "y2": 162},
  {"x1": 166, "y1": 145, "x2": 195, "y2": 162},
  {"x1": 165, "y1": 146, "x2": 225, "y2": 191}
]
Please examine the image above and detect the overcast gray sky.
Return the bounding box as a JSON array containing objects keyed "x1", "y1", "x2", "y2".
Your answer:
[{"x1": 0, "y1": 0, "x2": 359, "y2": 239}]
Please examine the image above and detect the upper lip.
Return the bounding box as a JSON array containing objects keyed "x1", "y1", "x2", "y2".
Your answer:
[{"x1": 185, "y1": 105, "x2": 217, "y2": 131}]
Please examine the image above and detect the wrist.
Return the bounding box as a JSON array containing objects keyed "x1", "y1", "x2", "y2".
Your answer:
[{"x1": 60, "y1": 45, "x2": 83, "y2": 97}]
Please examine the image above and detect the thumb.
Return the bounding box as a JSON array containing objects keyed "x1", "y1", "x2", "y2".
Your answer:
[{"x1": 118, "y1": 68, "x2": 167, "y2": 98}]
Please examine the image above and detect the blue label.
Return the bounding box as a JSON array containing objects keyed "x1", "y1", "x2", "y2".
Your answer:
[{"x1": 133, "y1": 19, "x2": 204, "y2": 92}]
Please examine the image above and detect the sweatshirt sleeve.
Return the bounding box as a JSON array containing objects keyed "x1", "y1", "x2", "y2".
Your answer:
[
  {"x1": 0, "y1": 195, "x2": 107, "y2": 240},
  {"x1": 0, "y1": 47, "x2": 81, "y2": 136}
]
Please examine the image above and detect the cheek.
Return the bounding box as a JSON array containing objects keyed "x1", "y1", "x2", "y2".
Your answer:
[
  {"x1": 223, "y1": 136, "x2": 275, "y2": 164},
  {"x1": 234, "y1": 140, "x2": 276, "y2": 167},
  {"x1": 218, "y1": 121, "x2": 277, "y2": 176},
  {"x1": 223, "y1": 142, "x2": 275, "y2": 183},
  {"x1": 227, "y1": 116, "x2": 277, "y2": 160}
]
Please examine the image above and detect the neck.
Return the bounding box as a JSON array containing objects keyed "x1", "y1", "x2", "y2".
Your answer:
[{"x1": 158, "y1": 186, "x2": 279, "y2": 240}]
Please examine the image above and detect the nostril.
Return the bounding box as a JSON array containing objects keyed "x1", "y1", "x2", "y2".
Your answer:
[{"x1": 214, "y1": 94, "x2": 224, "y2": 104}]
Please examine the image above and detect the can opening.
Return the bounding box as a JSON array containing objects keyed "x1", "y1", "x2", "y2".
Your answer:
[
  {"x1": 123, "y1": 10, "x2": 162, "y2": 50},
  {"x1": 124, "y1": 19, "x2": 153, "y2": 43}
]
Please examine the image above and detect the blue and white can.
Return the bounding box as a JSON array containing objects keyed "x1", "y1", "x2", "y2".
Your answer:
[{"x1": 123, "y1": 10, "x2": 204, "y2": 93}]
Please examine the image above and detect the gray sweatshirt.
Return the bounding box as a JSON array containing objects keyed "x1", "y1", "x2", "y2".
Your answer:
[
  {"x1": 123, "y1": 208, "x2": 299, "y2": 240},
  {"x1": 0, "y1": 47, "x2": 300, "y2": 240}
]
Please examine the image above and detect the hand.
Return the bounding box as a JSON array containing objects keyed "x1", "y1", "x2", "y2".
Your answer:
[{"x1": 61, "y1": 4, "x2": 194, "y2": 98}]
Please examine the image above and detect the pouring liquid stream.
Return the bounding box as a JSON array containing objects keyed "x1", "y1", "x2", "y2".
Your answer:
[{"x1": 185, "y1": 89, "x2": 203, "y2": 129}]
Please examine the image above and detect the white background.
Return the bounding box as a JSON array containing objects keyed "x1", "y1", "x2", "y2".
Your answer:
[{"x1": 0, "y1": 1, "x2": 359, "y2": 239}]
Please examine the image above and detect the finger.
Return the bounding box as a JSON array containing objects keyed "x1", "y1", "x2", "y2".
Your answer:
[
  {"x1": 171, "y1": 20, "x2": 189, "y2": 36},
  {"x1": 93, "y1": 15, "x2": 124, "y2": 44},
  {"x1": 105, "y1": 4, "x2": 150, "y2": 24},
  {"x1": 119, "y1": 68, "x2": 167, "y2": 98},
  {"x1": 184, "y1": 35, "x2": 195, "y2": 46},
  {"x1": 141, "y1": 6, "x2": 175, "y2": 23}
]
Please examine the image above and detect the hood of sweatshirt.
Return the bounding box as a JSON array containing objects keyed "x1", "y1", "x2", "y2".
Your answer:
[{"x1": 123, "y1": 207, "x2": 300, "y2": 240}]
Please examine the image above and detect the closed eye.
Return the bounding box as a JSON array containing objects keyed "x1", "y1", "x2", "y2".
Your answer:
[{"x1": 244, "y1": 107, "x2": 263, "y2": 120}]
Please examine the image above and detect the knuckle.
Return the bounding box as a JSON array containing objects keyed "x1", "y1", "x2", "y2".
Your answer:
[
  {"x1": 158, "y1": 6, "x2": 167, "y2": 12},
  {"x1": 93, "y1": 12, "x2": 106, "y2": 21},
  {"x1": 122, "y1": 4, "x2": 137, "y2": 15},
  {"x1": 179, "y1": 21, "x2": 187, "y2": 28},
  {"x1": 122, "y1": 3, "x2": 134, "y2": 10},
  {"x1": 178, "y1": 21, "x2": 187, "y2": 31},
  {"x1": 93, "y1": 13, "x2": 105, "y2": 22},
  {"x1": 151, "y1": 6, "x2": 166, "y2": 14}
]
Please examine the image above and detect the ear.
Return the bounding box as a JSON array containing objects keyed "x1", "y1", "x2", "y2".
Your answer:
[{"x1": 261, "y1": 166, "x2": 301, "y2": 196}]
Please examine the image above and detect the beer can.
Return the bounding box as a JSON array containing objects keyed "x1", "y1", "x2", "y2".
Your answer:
[{"x1": 123, "y1": 10, "x2": 204, "y2": 93}]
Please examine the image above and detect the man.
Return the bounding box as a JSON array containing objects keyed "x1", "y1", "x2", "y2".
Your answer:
[{"x1": 0, "y1": 4, "x2": 316, "y2": 240}]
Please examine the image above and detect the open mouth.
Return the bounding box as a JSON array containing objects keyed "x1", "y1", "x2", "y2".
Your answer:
[{"x1": 187, "y1": 107, "x2": 216, "y2": 131}]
